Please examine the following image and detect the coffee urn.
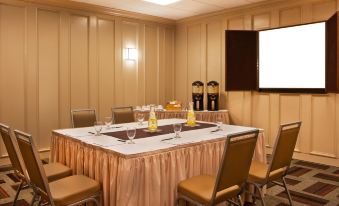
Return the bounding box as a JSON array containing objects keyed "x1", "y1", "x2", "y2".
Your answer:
[
  {"x1": 192, "y1": 81, "x2": 204, "y2": 111},
  {"x1": 207, "y1": 81, "x2": 219, "y2": 111}
]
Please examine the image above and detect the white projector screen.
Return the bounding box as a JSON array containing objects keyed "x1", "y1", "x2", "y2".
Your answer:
[{"x1": 259, "y1": 22, "x2": 326, "y2": 90}]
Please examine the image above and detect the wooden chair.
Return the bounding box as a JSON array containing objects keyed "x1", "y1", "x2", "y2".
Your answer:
[
  {"x1": 14, "y1": 129, "x2": 101, "y2": 206},
  {"x1": 111, "y1": 106, "x2": 134, "y2": 124},
  {"x1": 247, "y1": 121, "x2": 302, "y2": 206},
  {"x1": 0, "y1": 123, "x2": 72, "y2": 205},
  {"x1": 177, "y1": 129, "x2": 259, "y2": 206},
  {"x1": 71, "y1": 109, "x2": 97, "y2": 128}
]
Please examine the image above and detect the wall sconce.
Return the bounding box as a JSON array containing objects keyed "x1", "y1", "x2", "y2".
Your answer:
[{"x1": 124, "y1": 48, "x2": 138, "y2": 61}]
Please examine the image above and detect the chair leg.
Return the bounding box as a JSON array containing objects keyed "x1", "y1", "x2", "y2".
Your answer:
[
  {"x1": 30, "y1": 191, "x2": 37, "y2": 206},
  {"x1": 253, "y1": 185, "x2": 257, "y2": 205},
  {"x1": 282, "y1": 177, "x2": 293, "y2": 206},
  {"x1": 12, "y1": 180, "x2": 24, "y2": 206},
  {"x1": 253, "y1": 184, "x2": 266, "y2": 206},
  {"x1": 237, "y1": 195, "x2": 243, "y2": 206},
  {"x1": 36, "y1": 196, "x2": 42, "y2": 206}
]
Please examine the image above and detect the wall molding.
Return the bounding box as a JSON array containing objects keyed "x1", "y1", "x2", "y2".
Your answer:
[{"x1": 0, "y1": 0, "x2": 176, "y2": 26}]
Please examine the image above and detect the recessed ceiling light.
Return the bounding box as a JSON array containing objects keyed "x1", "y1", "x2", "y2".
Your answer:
[{"x1": 143, "y1": 0, "x2": 181, "y2": 6}]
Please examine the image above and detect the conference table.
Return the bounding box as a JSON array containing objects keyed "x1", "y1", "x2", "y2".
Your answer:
[{"x1": 50, "y1": 119, "x2": 266, "y2": 206}]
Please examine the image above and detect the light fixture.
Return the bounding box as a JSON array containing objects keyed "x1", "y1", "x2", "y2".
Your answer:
[
  {"x1": 143, "y1": 0, "x2": 181, "y2": 6},
  {"x1": 124, "y1": 48, "x2": 138, "y2": 61}
]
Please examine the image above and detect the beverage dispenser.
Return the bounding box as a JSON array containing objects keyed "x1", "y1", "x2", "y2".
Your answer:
[
  {"x1": 207, "y1": 81, "x2": 219, "y2": 111},
  {"x1": 192, "y1": 81, "x2": 204, "y2": 111}
]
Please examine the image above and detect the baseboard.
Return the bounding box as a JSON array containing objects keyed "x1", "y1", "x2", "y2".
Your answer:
[{"x1": 266, "y1": 148, "x2": 339, "y2": 167}]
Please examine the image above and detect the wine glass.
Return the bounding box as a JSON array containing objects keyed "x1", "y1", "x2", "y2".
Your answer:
[
  {"x1": 136, "y1": 113, "x2": 144, "y2": 126},
  {"x1": 215, "y1": 117, "x2": 223, "y2": 131},
  {"x1": 104, "y1": 117, "x2": 112, "y2": 129},
  {"x1": 173, "y1": 123, "x2": 182, "y2": 138},
  {"x1": 126, "y1": 127, "x2": 136, "y2": 144},
  {"x1": 94, "y1": 121, "x2": 103, "y2": 136}
]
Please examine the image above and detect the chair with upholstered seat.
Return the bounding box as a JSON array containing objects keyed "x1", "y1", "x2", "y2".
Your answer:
[
  {"x1": 14, "y1": 129, "x2": 102, "y2": 206},
  {"x1": 247, "y1": 121, "x2": 301, "y2": 206},
  {"x1": 111, "y1": 106, "x2": 134, "y2": 124},
  {"x1": 71, "y1": 109, "x2": 97, "y2": 128},
  {"x1": 0, "y1": 123, "x2": 73, "y2": 205},
  {"x1": 177, "y1": 129, "x2": 259, "y2": 206}
]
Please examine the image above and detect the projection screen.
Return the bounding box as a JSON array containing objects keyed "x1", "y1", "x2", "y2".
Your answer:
[{"x1": 258, "y1": 22, "x2": 326, "y2": 90}]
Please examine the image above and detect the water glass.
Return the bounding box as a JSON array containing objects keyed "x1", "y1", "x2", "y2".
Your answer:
[
  {"x1": 94, "y1": 121, "x2": 103, "y2": 136},
  {"x1": 136, "y1": 113, "x2": 144, "y2": 126},
  {"x1": 173, "y1": 123, "x2": 182, "y2": 138},
  {"x1": 126, "y1": 127, "x2": 136, "y2": 144},
  {"x1": 104, "y1": 117, "x2": 112, "y2": 129},
  {"x1": 215, "y1": 117, "x2": 223, "y2": 131}
]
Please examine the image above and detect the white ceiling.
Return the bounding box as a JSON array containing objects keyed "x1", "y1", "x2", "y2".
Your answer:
[{"x1": 73, "y1": 0, "x2": 268, "y2": 20}]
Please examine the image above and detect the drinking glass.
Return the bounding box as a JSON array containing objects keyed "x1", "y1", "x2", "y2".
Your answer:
[
  {"x1": 136, "y1": 113, "x2": 144, "y2": 126},
  {"x1": 215, "y1": 117, "x2": 223, "y2": 131},
  {"x1": 173, "y1": 123, "x2": 182, "y2": 138},
  {"x1": 94, "y1": 121, "x2": 103, "y2": 136},
  {"x1": 104, "y1": 117, "x2": 112, "y2": 129},
  {"x1": 126, "y1": 127, "x2": 136, "y2": 144}
]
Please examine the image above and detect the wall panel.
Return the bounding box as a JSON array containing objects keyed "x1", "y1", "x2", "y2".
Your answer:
[
  {"x1": 253, "y1": 13, "x2": 270, "y2": 29},
  {"x1": 206, "y1": 21, "x2": 222, "y2": 83},
  {"x1": 70, "y1": 15, "x2": 89, "y2": 109},
  {"x1": 145, "y1": 25, "x2": 158, "y2": 105},
  {"x1": 311, "y1": 95, "x2": 336, "y2": 157},
  {"x1": 98, "y1": 18, "x2": 115, "y2": 118},
  {"x1": 279, "y1": 7, "x2": 301, "y2": 26},
  {"x1": 0, "y1": 5, "x2": 25, "y2": 156},
  {"x1": 187, "y1": 24, "x2": 202, "y2": 100},
  {"x1": 37, "y1": 10, "x2": 60, "y2": 149},
  {"x1": 175, "y1": 24, "x2": 188, "y2": 103},
  {"x1": 279, "y1": 95, "x2": 301, "y2": 151},
  {"x1": 122, "y1": 21, "x2": 138, "y2": 106},
  {"x1": 164, "y1": 28, "x2": 175, "y2": 102}
]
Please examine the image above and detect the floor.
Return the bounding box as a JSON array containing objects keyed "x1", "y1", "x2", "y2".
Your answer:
[{"x1": 0, "y1": 159, "x2": 337, "y2": 206}]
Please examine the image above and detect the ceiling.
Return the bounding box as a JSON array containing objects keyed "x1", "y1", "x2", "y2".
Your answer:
[{"x1": 72, "y1": 0, "x2": 268, "y2": 20}]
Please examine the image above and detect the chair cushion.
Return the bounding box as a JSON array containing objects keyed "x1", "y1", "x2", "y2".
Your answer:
[
  {"x1": 177, "y1": 175, "x2": 240, "y2": 205},
  {"x1": 49, "y1": 175, "x2": 100, "y2": 205},
  {"x1": 43, "y1": 163, "x2": 72, "y2": 182},
  {"x1": 248, "y1": 161, "x2": 286, "y2": 184}
]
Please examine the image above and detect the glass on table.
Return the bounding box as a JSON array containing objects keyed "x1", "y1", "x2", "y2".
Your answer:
[
  {"x1": 136, "y1": 113, "x2": 145, "y2": 126},
  {"x1": 126, "y1": 127, "x2": 136, "y2": 144},
  {"x1": 173, "y1": 123, "x2": 182, "y2": 138},
  {"x1": 94, "y1": 121, "x2": 103, "y2": 136},
  {"x1": 104, "y1": 117, "x2": 112, "y2": 129},
  {"x1": 215, "y1": 117, "x2": 223, "y2": 131}
]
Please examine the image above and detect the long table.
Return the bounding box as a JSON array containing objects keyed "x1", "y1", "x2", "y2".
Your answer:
[
  {"x1": 134, "y1": 109, "x2": 230, "y2": 124},
  {"x1": 50, "y1": 119, "x2": 266, "y2": 206}
]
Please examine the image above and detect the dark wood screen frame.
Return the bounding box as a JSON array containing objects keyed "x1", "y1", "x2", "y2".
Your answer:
[
  {"x1": 225, "y1": 30, "x2": 257, "y2": 91},
  {"x1": 326, "y1": 12, "x2": 339, "y2": 92}
]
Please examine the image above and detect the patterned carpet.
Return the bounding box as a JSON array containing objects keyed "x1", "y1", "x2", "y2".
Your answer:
[{"x1": 0, "y1": 158, "x2": 337, "y2": 206}]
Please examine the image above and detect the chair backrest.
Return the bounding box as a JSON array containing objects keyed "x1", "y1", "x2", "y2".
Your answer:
[
  {"x1": 71, "y1": 109, "x2": 97, "y2": 128},
  {"x1": 111, "y1": 106, "x2": 134, "y2": 124},
  {"x1": 268, "y1": 121, "x2": 302, "y2": 178},
  {"x1": 13, "y1": 130, "x2": 54, "y2": 205},
  {"x1": 211, "y1": 129, "x2": 259, "y2": 204},
  {"x1": 0, "y1": 123, "x2": 25, "y2": 177}
]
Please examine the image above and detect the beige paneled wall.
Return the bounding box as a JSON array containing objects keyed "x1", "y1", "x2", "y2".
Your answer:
[
  {"x1": 0, "y1": 1, "x2": 175, "y2": 154},
  {"x1": 175, "y1": 0, "x2": 339, "y2": 166}
]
